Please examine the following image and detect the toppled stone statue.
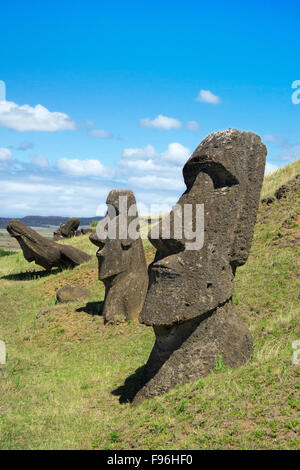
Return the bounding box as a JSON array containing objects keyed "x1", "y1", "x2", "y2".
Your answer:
[
  {"x1": 53, "y1": 217, "x2": 80, "y2": 240},
  {"x1": 90, "y1": 190, "x2": 148, "y2": 324},
  {"x1": 133, "y1": 129, "x2": 267, "y2": 404},
  {"x1": 7, "y1": 219, "x2": 91, "y2": 270}
]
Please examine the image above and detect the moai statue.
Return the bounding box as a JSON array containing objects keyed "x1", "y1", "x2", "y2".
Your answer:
[
  {"x1": 7, "y1": 220, "x2": 91, "y2": 270},
  {"x1": 53, "y1": 217, "x2": 80, "y2": 240},
  {"x1": 133, "y1": 129, "x2": 267, "y2": 404},
  {"x1": 90, "y1": 190, "x2": 148, "y2": 324}
]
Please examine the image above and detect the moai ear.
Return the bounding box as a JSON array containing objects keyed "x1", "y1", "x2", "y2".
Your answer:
[{"x1": 183, "y1": 159, "x2": 239, "y2": 191}]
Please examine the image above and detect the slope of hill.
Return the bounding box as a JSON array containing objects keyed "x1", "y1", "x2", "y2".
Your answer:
[{"x1": 0, "y1": 161, "x2": 299, "y2": 450}]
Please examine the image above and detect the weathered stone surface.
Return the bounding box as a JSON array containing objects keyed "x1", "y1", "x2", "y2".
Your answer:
[
  {"x1": 56, "y1": 284, "x2": 91, "y2": 303},
  {"x1": 90, "y1": 190, "x2": 148, "y2": 324},
  {"x1": 0, "y1": 340, "x2": 6, "y2": 365},
  {"x1": 53, "y1": 217, "x2": 80, "y2": 240},
  {"x1": 133, "y1": 129, "x2": 267, "y2": 404},
  {"x1": 7, "y1": 220, "x2": 91, "y2": 270}
]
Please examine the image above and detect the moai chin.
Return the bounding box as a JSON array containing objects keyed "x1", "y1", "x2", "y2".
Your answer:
[
  {"x1": 90, "y1": 190, "x2": 148, "y2": 324},
  {"x1": 133, "y1": 129, "x2": 267, "y2": 404}
]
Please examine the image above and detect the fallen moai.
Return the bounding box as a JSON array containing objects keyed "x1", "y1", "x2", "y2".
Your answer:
[
  {"x1": 7, "y1": 219, "x2": 91, "y2": 270},
  {"x1": 133, "y1": 129, "x2": 267, "y2": 404},
  {"x1": 90, "y1": 190, "x2": 148, "y2": 324},
  {"x1": 53, "y1": 217, "x2": 80, "y2": 240}
]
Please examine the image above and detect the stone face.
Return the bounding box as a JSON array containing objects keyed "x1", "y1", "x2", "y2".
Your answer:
[
  {"x1": 56, "y1": 284, "x2": 91, "y2": 303},
  {"x1": 53, "y1": 217, "x2": 80, "y2": 240},
  {"x1": 133, "y1": 129, "x2": 267, "y2": 404},
  {"x1": 7, "y1": 220, "x2": 91, "y2": 270},
  {"x1": 90, "y1": 190, "x2": 148, "y2": 324},
  {"x1": 0, "y1": 340, "x2": 6, "y2": 365}
]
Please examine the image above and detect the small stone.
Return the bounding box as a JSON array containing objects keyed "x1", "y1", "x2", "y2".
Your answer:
[{"x1": 56, "y1": 284, "x2": 91, "y2": 303}]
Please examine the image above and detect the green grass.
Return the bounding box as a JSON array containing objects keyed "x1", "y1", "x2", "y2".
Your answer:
[
  {"x1": 0, "y1": 249, "x2": 15, "y2": 258},
  {"x1": 261, "y1": 158, "x2": 300, "y2": 199},
  {"x1": 0, "y1": 163, "x2": 299, "y2": 450}
]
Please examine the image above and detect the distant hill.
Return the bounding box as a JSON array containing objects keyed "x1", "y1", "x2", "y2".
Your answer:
[{"x1": 0, "y1": 215, "x2": 103, "y2": 229}]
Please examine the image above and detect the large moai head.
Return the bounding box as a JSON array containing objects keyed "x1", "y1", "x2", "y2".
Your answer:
[
  {"x1": 132, "y1": 129, "x2": 266, "y2": 404},
  {"x1": 90, "y1": 190, "x2": 148, "y2": 323},
  {"x1": 140, "y1": 129, "x2": 267, "y2": 327}
]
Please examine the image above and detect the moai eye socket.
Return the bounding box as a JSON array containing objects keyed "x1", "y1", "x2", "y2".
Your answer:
[{"x1": 184, "y1": 159, "x2": 239, "y2": 190}]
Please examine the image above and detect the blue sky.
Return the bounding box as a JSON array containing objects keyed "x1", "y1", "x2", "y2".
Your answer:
[{"x1": 0, "y1": 0, "x2": 299, "y2": 216}]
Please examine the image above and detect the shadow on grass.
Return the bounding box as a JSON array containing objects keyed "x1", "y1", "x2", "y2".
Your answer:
[
  {"x1": 76, "y1": 301, "x2": 103, "y2": 316},
  {"x1": 112, "y1": 365, "x2": 145, "y2": 404},
  {"x1": 1, "y1": 268, "x2": 62, "y2": 281}
]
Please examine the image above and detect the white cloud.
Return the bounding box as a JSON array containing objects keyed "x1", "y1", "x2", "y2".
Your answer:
[
  {"x1": 140, "y1": 114, "x2": 182, "y2": 130},
  {"x1": 196, "y1": 89, "x2": 221, "y2": 104},
  {"x1": 0, "y1": 178, "x2": 111, "y2": 217},
  {"x1": 57, "y1": 158, "x2": 112, "y2": 178},
  {"x1": 119, "y1": 142, "x2": 188, "y2": 196},
  {"x1": 265, "y1": 162, "x2": 278, "y2": 175},
  {"x1": 0, "y1": 100, "x2": 76, "y2": 132},
  {"x1": 30, "y1": 154, "x2": 49, "y2": 169},
  {"x1": 90, "y1": 129, "x2": 113, "y2": 139},
  {"x1": 186, "y1": 120, "x2": 200, "y2": 131},
  {"x1": 0, "y1": 147, "x2": 12, "y2": 161},
  {"x1": 122, "y1": 144, "x2": 157, "y2": 160},
  {"x1": 128, "y1": 175, "x2": 185, "y2": 191},
  {"x1": 278, "y1": 145, "x2": 300, "y2": 161},
  {"x1": 121, "y1": 143, "x2": 189, "y2": 167},
  {"x1": 122, "y1": 159, "x2": 158, "y2": 171},
  {"x1": 161, "y1": 142, "x2": 190, "y2": 164}
]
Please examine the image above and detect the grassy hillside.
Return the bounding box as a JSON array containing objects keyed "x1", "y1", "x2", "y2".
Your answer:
[
  {"x1": 261, "y1": 159, "x2": 300, "y2": 199},
  {"x1": 0, "y1": 161, "x2": 299, "y2": 450}
]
